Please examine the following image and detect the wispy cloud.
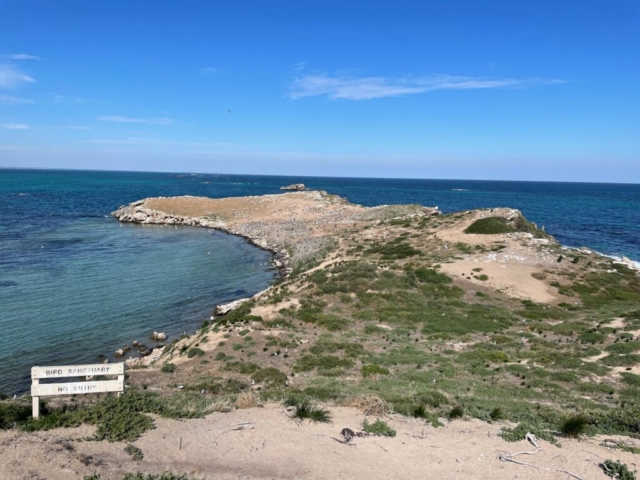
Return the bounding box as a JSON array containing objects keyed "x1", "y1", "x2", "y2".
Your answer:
[
  {"x1": 0, "y1": 64, "x2": 35, "y2": 88},
  {"x1": 98, "y1": 115, "x2": 174, "y2": 125},
  {"x1": 202, "y1": 67, "x2": 219, "y2": 76},
  {"x1": 288, "y1": 72, "x2": 564, "y2": 100},
  {"x1": 0, "y1": 94, "x2": 33, "y2": 105},
  {"x1": 2, "y1": 53, "x2": 41, "y2": 60},
  {"x1": 0, "y1": 123, "x2": 31, "y2": 130},
  {"x1": 50, "y1": 125, "x2": 92, "y2": 130}
]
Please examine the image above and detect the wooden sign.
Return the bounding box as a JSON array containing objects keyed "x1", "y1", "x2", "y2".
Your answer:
[{"x1": 31, "y1": 363, "x2": 125, "y2": 418}]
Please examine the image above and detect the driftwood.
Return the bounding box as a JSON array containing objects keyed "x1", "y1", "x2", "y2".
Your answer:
[{"x1": 498, "y1": 448, "x2": 584, "y2": 480}]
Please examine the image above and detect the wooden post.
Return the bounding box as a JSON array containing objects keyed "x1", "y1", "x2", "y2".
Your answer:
[{"x1": 32, "y1": 378, "x2": 40, "y2": 418}]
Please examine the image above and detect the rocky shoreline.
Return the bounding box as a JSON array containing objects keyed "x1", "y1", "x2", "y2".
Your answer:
[{"x1": 112, "y1": 198, "x2": 292, "y2": 277}]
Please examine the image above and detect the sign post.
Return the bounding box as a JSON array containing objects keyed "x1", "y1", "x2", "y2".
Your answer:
[{"x1": 31, "y1": 363, "x2": 125, "y2": 418}]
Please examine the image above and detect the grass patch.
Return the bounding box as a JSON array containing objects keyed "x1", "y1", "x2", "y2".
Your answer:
[
  {"x1": 285, "y1": 398, "x2": 332, "y2": 423},
  {"x1": 361, "y1": 364, "x2": 390, "y2": 378}
]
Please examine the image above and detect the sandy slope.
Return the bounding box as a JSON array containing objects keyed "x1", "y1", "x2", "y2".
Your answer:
[{"x1": 1, "y1": 404, "x2": 638, "y2": 480}]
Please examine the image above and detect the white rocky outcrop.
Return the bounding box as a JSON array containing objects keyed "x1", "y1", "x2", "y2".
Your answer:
[{"x1": 215, "y1": 298, "x2": 250, "y2": 315}]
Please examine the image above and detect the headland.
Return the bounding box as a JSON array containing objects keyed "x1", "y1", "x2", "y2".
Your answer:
[{"x1": 2, "y1": 191, "x2": 639, "y2": 479}]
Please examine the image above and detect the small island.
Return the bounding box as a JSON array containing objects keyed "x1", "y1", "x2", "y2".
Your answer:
[{"x1": 280, "y1": 183, "x2": 306, "y2": 191}]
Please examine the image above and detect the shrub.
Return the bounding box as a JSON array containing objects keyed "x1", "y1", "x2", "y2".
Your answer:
[
  {"x1": 160, "y1": 363, "x2": 175, "y2": 373},
  {"x1": 448, "y1": 406, "x2": 464, "y2": 420},
  {"x1": 286, "y1": 399, "x2": 331, "y2": 423},
  {"x1": 600, "y1": 460, "x2": 637, "y2": 480},
  {"x1": 251, "y1": 367, "x2": 287, "y2": 386},
  {"x1": 362, "y1": 418, "x2": 396, "y2": 437},
  {"x1": 464, "y1": 217, "x2": 514, "y2": 235},
  {"x1": 124, "y1": 444, "x2": 144, "y2": 461},
  {"x1": 0, "y1": 401, "x2": 32, "y2": 429},
  {"x1": 560, "y1": 415, "x2": 589, "y2": 438},
  {"x1": 187, "y1": 347, "x2": 205, "y2": 358}
]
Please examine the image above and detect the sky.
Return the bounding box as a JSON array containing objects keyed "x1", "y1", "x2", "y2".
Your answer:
[{"x1": 0, "y1": 0, "x2": 638, "y2": 182}]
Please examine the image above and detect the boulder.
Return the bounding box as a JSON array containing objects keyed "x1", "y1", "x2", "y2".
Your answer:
[
  {"x1": 114, "y1": 349, "x2": 124, "y2": 357},
  {"x1": 151, "y1": 331, "x2": 167, "y2": 341}
]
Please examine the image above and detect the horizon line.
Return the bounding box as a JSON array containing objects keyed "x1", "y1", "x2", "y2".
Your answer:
[{"x1": 1, "y1": 166, "x2": 638, "y2": 186}]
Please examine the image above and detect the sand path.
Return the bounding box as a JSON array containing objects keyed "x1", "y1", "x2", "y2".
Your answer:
[{"x1": 1, "y1": 404, "x2": 637, "y2": 479}]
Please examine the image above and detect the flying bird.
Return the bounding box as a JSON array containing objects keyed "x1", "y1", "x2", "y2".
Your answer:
[{"x1": 227, "y1": 109, "x2": 232, "y2": 114}]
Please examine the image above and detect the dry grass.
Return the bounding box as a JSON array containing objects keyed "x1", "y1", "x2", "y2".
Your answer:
[
  {"x1": 235, "y1": 392, "x2": 260, "y2": 409},
  {"x1": 343, "y1": 395, "x2": 388, "y2": 417}
]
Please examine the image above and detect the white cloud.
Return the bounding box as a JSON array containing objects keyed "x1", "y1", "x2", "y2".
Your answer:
[
  {"x1": 0, "y1": 64, "x2": 35, "y2": 88},
  {"x1": 0, "y1": 94, "x2": 33, "y2": 104},
  {"x1": 2, "y1": 54, "x2": 40, "y2": 60},
  {"x1": 0, "y1": 123, "x2": 31, "y2": 130},
  {"x1": 288, "y1": 72, "x2": 564, "y2": 100},
  {"x1": 202, "y1": 67, "x2": 219, "y2": 76},
  {"x1": 98, "y1": 115, "x2": 174, "y2": 125},
  {"x1": 50, "y1": 125, "x2": 92, "y2": 130}
]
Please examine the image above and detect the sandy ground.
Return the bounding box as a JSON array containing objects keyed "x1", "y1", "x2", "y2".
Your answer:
[
  {"x1": 1, "y1": 404, "x2": 638, "y2": 480},
  {"x1": 436, "y1": 209, "x2": 560, "y2": 303}
]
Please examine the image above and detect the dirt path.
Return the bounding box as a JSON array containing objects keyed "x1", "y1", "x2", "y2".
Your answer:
[{"x1": 1, "y1": 404, "x2": 637, "y2": 479}]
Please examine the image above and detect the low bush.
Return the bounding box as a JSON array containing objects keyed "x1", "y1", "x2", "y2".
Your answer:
[
  {"x1": 361, "y1": 364, "x2": 390, "y2": 378},
  {"x1": 252, "y1": 367, "x2": 288, "y2": 386},
  {"x1": 124, "y1": 444, "x2": 144, "y2": 461},
  {"x1": 560, "y1": 415, "x2": 588, "y2": 437},
  {"x1": 600, "y1": 460, "x2": 637, "y2": 480},
  {"x1": 187, "y1": 347, "x2": 205, "y2": 358},
  {"x1": 362, "y1": 418, "x2": 396, "y2": 437}
]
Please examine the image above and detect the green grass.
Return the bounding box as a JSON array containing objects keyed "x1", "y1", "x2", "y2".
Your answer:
[{"x1": 285, "y1": 399, "x2": 332, "y2": 423}]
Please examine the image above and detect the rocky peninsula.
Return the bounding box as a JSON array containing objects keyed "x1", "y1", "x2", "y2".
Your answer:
[{"x1": 2, "y1": 191, "x2": 638, "y2": 480}]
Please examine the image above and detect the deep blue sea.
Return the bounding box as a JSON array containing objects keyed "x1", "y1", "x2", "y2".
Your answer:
[{"x1": 1, "y1": 169, "x2": 639, "y2": 394}]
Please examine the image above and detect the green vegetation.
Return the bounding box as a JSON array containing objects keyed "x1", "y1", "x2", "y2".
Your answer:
[
  {"x1": 600, "y1": 460, "x2": 637, "y2": 480},
  {"x1": 85, "y1": 474, "x2": 200, "y2": 480},
  {"x1": 186, "y1": 347, "x2": 205, "y2": 358},
  {"x1": 361, "y1": 364, "x2": 390, "y2": 377},
  {"x1": 160, "y1": 363, "x2": 175, "y2": 373},
  {"x1": 124, "y1": 444, "x2": 144, "y2": 461},
  {"x1": 252, "y1": 367, "x2": 288, "y2": 386},
  {"x1": 285, "y1": 398, "x2": 332, "y2": 423},
  {"x1": 560, "y1": 415, "x2": 588, "y2": 437},
  {"x1": 464, "y1": 215, "x2": 548, "y2": 238},
  {"x1": 362, "y1": 418, "x2": 396, "y2": 437}
]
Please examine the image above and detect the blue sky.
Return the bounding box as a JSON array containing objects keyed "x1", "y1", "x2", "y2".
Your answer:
[{"x1": 0, "y1": 1, "x2": 638, "y2": 182}]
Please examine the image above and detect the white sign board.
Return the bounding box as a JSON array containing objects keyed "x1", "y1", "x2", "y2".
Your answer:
[{"x1": 30, "y1": 363, "x2": 125, "y2": 418}]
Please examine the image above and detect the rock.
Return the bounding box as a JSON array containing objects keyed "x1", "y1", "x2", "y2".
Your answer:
[
  {"x1": 132, "y1": 340, "x2": 139, "y2": 347},
  {"x1": 280, "y1": 183, "x2": 306, "y2": 191},
  {"x1": 214, "y1": 297, "x2": 250, "y2": 315},
  {"x1": 151, "y1": 331, "x2": 167, "y2": 341},
  {"x1": 114, "y1": 349, "x2": 124, "y2": 357}
]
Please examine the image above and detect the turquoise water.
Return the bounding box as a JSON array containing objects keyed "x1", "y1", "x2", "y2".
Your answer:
[{"x1": 1, "y1": 169, "x2": 639, "y2": 394}]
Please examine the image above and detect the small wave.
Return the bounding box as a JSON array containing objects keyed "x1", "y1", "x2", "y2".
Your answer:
[
  {"x1": 452, "y1": 189, "x2": 469, "y2": 191},
  {"x1": 0, "y1": 280, "x2": 18, "y2": 287}
]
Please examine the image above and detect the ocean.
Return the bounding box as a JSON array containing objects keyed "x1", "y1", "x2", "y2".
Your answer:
[{"x1": 1, "y1": 169, "x2": 639, "y2": 394}]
